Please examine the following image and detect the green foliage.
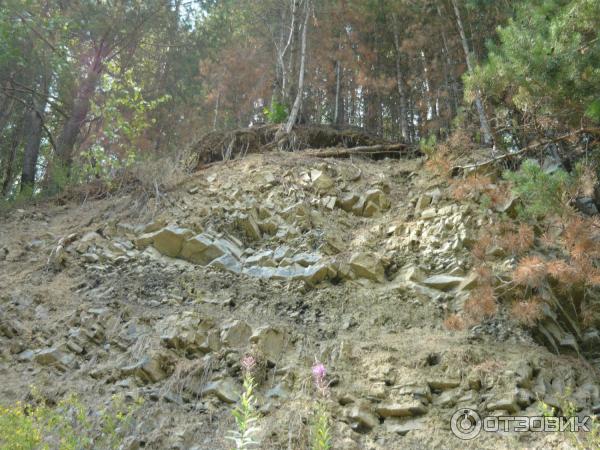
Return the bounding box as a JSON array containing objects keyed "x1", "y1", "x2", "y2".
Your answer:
[
  {"x1": 467, "y1": 0, "x2": 600, "y2": 127},
  {"x1": 503, "y1": 159, "x2": 572, "y2": 219},
  {"x1": 419, "y1": 134, "x2": 438, "y2": 158},
  {"x1": 227, "y1": 372, "x2": 260, "y2": 450},
  {"x1": 586, "y1": 99, "x2": 600, "y2": 123},
  {"x1": 263, "y1": 101, "x2": 288, "y2": 124},
  {"x1": 0, "y1": 392, "x2": 141, "y2": 450},
  {"x1": 82, "y1": 61, "x2": 171, "y2": 183},
  {"x1": 539, "y1": 387, "x2": 600, "y2": 449},
  {"x1": 311, "y1": 402, "x2": 331, "y2": 450}
]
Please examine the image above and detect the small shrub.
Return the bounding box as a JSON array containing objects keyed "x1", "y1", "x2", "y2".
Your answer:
[
  {"x1": 500, "y1": 223, "x2": 535, "y2": 255},
  {"x1": 310, "y1": 363, "x2": 331, "y2": 450},
  {"x1": 444, "y1": 313, "x2": 466, "y2": 331},
  {"x1": 0, "y1": 392, "x2": 140, "y2": 450},
  {"x1": 227, "y1": 355, "x2": 260, "y2": 450},
  {"x1": 512, "y1": 256, "x2": 548, "y2": 289},
  {"x1": 263, "y1": 101, "x2": 288, "y2": 124},
  {"x1": 464, "y1": 285, "x2": 498, "y2": 323},
  {"x1": 539, "y1": 387, "x2": 600, "y2": 449},
  {"x1": 511, "y1": 297, "x2": 544, "y2": 327},
  {"x1": 503, "y1": 159, "x2": 572, "y2": 219}
]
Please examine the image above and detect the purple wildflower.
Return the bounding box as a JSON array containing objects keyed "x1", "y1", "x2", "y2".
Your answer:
[
  {"x1": 312, "y1": 362, "x2": 329, "y2": 397},
  {"x1": 241, "y1": 355, "x2": 256, "y2": 374}
]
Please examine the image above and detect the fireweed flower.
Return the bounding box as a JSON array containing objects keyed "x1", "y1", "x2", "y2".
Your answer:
[
  {"x1": 312, "y1": 362, "x2": 329, "y2": 397},
  {"x1": 241, "y1": 355, "x2": 257, "y2": 374}
]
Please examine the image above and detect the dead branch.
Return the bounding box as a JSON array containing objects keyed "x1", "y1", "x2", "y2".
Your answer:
[{"x1": 451, "y1": 128, "x2": 600, "y2": 176}]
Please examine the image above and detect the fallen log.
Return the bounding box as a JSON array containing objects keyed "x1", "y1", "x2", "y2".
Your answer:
[{"x1": 304, "y1": 143, "x2": 415, "y2": 158}]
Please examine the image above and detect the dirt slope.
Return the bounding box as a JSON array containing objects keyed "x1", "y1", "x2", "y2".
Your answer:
[{"x1": 0, "y1": 151, "x2": 596, "y2": 449}]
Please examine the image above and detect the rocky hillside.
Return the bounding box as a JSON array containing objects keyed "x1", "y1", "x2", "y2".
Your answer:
[{"x1": 1, "y1": 150, "x2": 598, "y2": 449}]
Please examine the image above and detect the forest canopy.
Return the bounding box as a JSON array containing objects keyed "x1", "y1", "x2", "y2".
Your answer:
[{"x1": 0, "y1": 0, "x2": 598, "y2": 200}]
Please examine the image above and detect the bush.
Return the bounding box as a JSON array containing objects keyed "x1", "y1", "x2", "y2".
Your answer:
[
  {"x1": 263, "y1": 101, "x2": 288, "y2": 124},
  {"x1": 0, "y1": 393, "x2": 140, "y2": 450},
  {"x1": 503, "y1": 160, "x2": 572, "y2": 219}
]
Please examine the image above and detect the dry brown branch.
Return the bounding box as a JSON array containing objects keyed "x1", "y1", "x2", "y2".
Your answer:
[{"x1": 451, "y1": 128, "x2": 600, "y2": 176}]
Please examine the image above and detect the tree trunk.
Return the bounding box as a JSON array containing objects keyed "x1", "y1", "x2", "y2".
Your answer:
[
  {"x1": 2, "y1": 117, "x2": 24, "y2": 196},
  {"x1": 436, "y1": 4, "x2": 460, "y2": 118},
  {"x1": 213, "y1": 89, "x2": 220, "y2": 131},
  {"x1": 392, "y1": 13, "x2": 408, "y2": 141},
  {"x1": 55, "y1": 42, "x2": 107, "y2": 168},
  {"x1": 450, "y1": 0, "x2": 493, "y2": 145},
  {"x1": 333, "y1": 59, "x2": 344, "y2": 125},
  {"x1": 284, "y1": 0, "x2": 310, "y2": 134},
  {"x1": 21, "y1": 73, "x2": 49, "y2": 192}
]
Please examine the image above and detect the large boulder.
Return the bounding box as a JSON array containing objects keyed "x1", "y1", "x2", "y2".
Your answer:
[{"x1": 153, "y1": 226, "x2": 194, "y2": 258}]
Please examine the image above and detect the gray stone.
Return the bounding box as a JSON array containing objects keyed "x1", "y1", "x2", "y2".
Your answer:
[
  {"x1": 415, "y1": 195, "x2": 432, "y2": 212},
  {"x1": 384, "y1": 417, "x2": 427, "y2": 435},
  {"x1": 422, "y1": 275, "x2": 464, "y2": 291},
  {"x1": 235, "y1": 213, "x2": 262, "y2": 241},
  {"x1": 82, "y1": 253, "x2": 99, "y2": 263},
  {"x1": 245, "y1": 250, "x2": 275, "y2": 267},
  {"x1": 434, "y1": 388, "x2": 462, "y2": 408},
  {"x1": 292, "y1": 252, "x2": 321, "y2": 267},
  {"x1": 250, "y1": 327, "x2": 285, "y2": 363},
  {"x1": 34, "y1": 347, "x2": 74, "y2": 369},
  {"x1": 310, "y1": 169, "x2": 335, "y2": 193},
  {"x1": 121, "y1": 353, "x2": 168, "y2": 383},
  {"x1": 487, "y1": 396, "x2": 519, "y2": 414},
  {"x1": 346, "y1": 404, "x2": 379, "y2": 431},
  {"x1": 349, "y1": 253, "x2": 385, "y2": 283},
  {"x1": 210, "y1": 254, "x2": 242, "y2": 273},
  {"x1": 153, "y1": 226, "x2": 194, "y2": 258},
  {"x1": 201, "y1": 379, "x2": 239, "y2": 403},
  {"x1": 338, "y1": 193, "x2": 360, "y2": 212},
  {"x1": 221, "y1": 320, "x2": 252, "y2": 349},
  {"x1": 427, "y1": 378, "x2": 461, "y2": 391},
  {"x1": 376, "y1": 400, "x2": 428, "y2": 418}
]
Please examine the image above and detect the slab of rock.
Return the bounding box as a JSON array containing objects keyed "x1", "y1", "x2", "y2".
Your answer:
[
  {"x1": 122, "y1": 353, "x2": 169, "y2": 384},
  {"x1": 338, "y1": 193, "x2": 360, "y2": 212},
  {"x1": 153, "y1": 226, "x2": 194, "y2": 258},
  {"x1": 376, "y1": 401, "x2": 428, "y2": 418},
  {"x1": 364, "y1": 189, "x2": 390, "y2": 210},
  {"x1": 134, "y1": 231, "x2": 159, "y2": 250},
  {"x1": 384, "y1": 417, "x2": 427, "y2": 435},
  {"x1": 427, "y1": 378, "x2": 461, "y2": 391},
  {"x1": 34, "y1": 347, "x2": 74, "y2": 369},
  {"x1": 221, "y1": 320, "x2": 252, "y2": 349},
  {"x1": 235, "y1": 213, "x2": 262, "y2": 241},
  {"x1": 422, "y1": 275, "x2": 464, "y2": 291},
  {"x1": 159, "y1": 312, "x2": 214, "y2": 355},
  {"x1": 180, "y1": 234, "x2": 223, "y2": 265},
  {"x1": 487, "y1": 396, "x2": 519, "y2": 414},
  {"x1": 349, "y1": 253, "x2": 385, "y2": 283},
  {"x1": 250, "y1": 327, "x2": 285, "y2": 363},
  {"x1": 302, "y1": 263, "x2": 333, "y2": 284},
  {"x1": 245, "y1": 250, "x2": 275, "y2": 267},
  {"x1": 434, "y1": 388, "x2": 462, "y2": 408},
  {"x1": 201, "y1": 379, "x2": 239, "y2": 404},
  {"x1": 310, "y1": 169, "x2": 335, "y2": 193},
  {"x1": 345, "y1": 404, "x2": 379, "y2": 432},
  {"x1": 415, "y1": 194, "x2": 432, "y2": 212}
]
